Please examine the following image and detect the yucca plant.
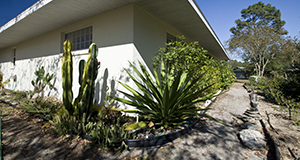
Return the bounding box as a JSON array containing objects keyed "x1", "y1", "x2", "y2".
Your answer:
[{"x1": 111, "y1": 61, "x2": 221, "y2": 129}]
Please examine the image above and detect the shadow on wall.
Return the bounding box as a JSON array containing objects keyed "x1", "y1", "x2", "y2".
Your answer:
[
  {"x1": 94, "y1": 62, "x2": 135, "y2": 109},
  {"x1": 95, "y1": 68, "x2": 118, "y2": 107}
]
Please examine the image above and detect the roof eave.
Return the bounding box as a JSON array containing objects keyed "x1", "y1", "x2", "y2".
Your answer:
[{"x1": 0, "y1": 0, "x2": 229, "y2": 61}]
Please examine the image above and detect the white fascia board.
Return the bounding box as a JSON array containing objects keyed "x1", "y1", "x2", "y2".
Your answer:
[
  {"x1": 188, "y1": 0, "x2": 230, "y2": 60},
  {"x1": 0, "y1": 0, "x2": 52, "y2": 34}
]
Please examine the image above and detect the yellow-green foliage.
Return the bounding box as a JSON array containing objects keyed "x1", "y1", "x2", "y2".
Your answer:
[
  {"x1": 154, "y1": 36, "x2": 235, "y2": 95},
  {"x1": 0, "y1": 71, "x2": 9, "y2": 89}
]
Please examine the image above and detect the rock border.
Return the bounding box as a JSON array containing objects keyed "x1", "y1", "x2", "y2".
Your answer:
[
  {"x1": 241, "y1": 84, "x2": 280, "y2": 160},
  {"x1": 249, "y1": 93, "x2": 281, "y2": 160}
]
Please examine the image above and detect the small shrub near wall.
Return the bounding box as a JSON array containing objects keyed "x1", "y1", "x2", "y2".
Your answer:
[{"x1": 153, "y1": 36, "x2": 235, "y2": 94}]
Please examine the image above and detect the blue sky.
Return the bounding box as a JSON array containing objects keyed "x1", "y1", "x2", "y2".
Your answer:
[
  {"x1": 1, "y1": 0, "x2": 299, "y2": 49},
  {"x1": 196, "y1": 0, "x2": 300, "y2": 44}
]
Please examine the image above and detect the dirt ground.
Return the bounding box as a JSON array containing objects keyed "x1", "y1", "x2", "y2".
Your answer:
[
  {"x1": 253, "y1": 92, "x2": 300, "y2": 160},
  {"x1": 1, "y1": 82, "x2": 299, "y2": 159}
]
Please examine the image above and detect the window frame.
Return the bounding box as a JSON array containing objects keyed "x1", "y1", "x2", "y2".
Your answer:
[
  {"x1": 166, "y1": 33, "x2": 177, "y2": 43},
  {"x1": 12, "y1": 47, "x2": 16, "y2": 66},
  {"x1": 64, "y1": 26, "x2": 93, "y2": 51}
]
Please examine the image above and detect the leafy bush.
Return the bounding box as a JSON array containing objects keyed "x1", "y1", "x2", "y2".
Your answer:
[
  {"x1": 256, "y1": 76, "x2": 269, "y2": 91},
  {"x1": 217, "y1": 60, "x2": 236, "y2": 89},
  {"x1": 281, "y1": 70, "x2": 300, "y2": 101},
  {"x1": 111, "y1": 61, "x2": 223, "y2": 129},
  {"x1": 254, "y1": 70, "x2": 300, "y2": 124},
  {"x1": 153, "y1": 37, "x2": 235, "y2": 94}
]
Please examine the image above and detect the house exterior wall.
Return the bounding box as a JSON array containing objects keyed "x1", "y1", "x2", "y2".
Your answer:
[
  {"x1": 0, "y1": 4, "x2": 183, "y2": 109},
  {"x1": 133, "y1": 5, "x2": 184, "y2": 70}
]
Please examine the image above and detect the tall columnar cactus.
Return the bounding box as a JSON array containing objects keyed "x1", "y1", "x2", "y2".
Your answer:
[
  {"x1": 74, "y1": 43, "x2": 99, "y2": 121},
  {"x1": 62, "y1": 40, "x2": 74, "y2": 115}
]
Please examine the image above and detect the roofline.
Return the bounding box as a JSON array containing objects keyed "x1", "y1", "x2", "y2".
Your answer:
[
  {"x1": 188, "y1": 0, "x2": 230, "y2": 60},
  {"x1": 0, "y1": 0, "x2": 229, "y2": 60},
  {"x1": 0, "y1": 0, "x2": 52, "y2": 34}
]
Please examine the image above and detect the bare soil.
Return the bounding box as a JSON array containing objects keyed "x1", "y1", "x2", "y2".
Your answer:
[
  {"x1": 254, "y1": 92, "x2": 300, "y2": 160},
  {"x1": 1, "y1": 82, "x2": 299, "y2": 159}
]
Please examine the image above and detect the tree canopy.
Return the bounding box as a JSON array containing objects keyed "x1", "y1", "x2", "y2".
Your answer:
[
  {"x1": 227, "y1": 2, "x2": 288, "y2": 77},
  {"x1": 230, "y1": 2, "x2": 287, "y2": 35}
]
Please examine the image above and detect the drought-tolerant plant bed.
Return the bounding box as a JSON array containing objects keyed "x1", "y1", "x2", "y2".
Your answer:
[
  {"x1": 0, "y1": 90, "x2": 213, "y2": 150},
  {"x1": 2, "y1": 82, "x2": 272, "y2": 160},
  {"x1": 1, "y1": 39, "x2": 236, "y2": 156}
]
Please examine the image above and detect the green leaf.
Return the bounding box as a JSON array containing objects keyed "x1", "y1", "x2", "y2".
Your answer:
[{"x1": 124, "y1": 121, "x2": 147, "y2": 130}]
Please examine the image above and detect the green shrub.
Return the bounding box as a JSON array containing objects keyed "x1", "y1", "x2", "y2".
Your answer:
[
  {"x1": 218, "y1": 61, "x2": 236, "y2": 89},
  {"x1": 256, "y1": 76, "x2": 269, "y2": 91},
  {"x1": 255, "y1": 70, "x2": 300, "y2": 124},
  {"x1": 281, "y1": 70, "x2": 300, "y2": 101},
  {"x1": 153, "y1": 37, "x2": 235, "y2": 94}
]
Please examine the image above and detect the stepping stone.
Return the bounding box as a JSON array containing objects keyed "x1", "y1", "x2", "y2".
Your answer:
[
  {"x1": 240, "y1": 123, "x2": 261, "y2": 130},
  {"x1": 238, "y1": 129, "x2": 267, "y2": 150}
]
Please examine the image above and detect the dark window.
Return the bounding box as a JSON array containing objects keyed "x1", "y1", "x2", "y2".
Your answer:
[
  {"x1": 12, "y1": 48, "x2": 16, "y2": 65},
  {"x1": 65, "y1": 26, "x2": 93, "y2": 50}
]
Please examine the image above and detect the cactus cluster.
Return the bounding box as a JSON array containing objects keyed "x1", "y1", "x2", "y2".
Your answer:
[{"x1": 62, "y1": 40, "x2": 99, "y2": 121}]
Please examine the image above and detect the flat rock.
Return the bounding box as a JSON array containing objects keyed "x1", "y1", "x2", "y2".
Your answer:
[
  {"x1": 240, "y1": 123, "x2": 261, "y2": 130},
  {"x1": 238, "y1": 129, "x2": 267, "y2": 150}
]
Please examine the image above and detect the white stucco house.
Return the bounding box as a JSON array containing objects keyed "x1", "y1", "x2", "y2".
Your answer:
[{"x1": 0, "y1": 0, "x2": 229, "y2": 109}]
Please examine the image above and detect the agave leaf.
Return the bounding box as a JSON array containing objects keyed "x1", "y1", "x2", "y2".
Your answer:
[{"x1": 124, "y1": 121, "x2": 147, "y2": 131}]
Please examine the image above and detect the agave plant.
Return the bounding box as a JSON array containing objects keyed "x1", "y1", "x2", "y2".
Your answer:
[{"x1": 111, "y1": 61, "x2": 220, "y2": 129}]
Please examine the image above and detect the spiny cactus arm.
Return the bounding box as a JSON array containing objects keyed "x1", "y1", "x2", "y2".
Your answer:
[
  {"x1": 73, "y1": 44, "x2": 93, "y2": 108},
  {"x1": 78, "y1": 60, "x2": 86, "y2": 84},
  {"x1": 62, "y1": 40, "x2": 74, "y2": 115}
]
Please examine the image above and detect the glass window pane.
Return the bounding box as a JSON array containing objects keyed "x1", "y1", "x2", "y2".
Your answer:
[{"x1": 64, "y1": 26, "x2": 92, "y2": 51}]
